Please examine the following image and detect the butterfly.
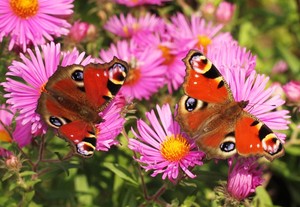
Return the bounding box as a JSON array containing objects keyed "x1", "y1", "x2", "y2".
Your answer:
[
  {"x1": 36, "y1": 57, "x2": 129, "y2": 157},
  {"x1": 176, "y1": 50, "x2": 284, "y2": 161}
]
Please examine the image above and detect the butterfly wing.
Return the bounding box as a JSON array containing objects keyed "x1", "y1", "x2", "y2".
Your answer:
[
  {"x1": 177, "y1": 95, "x2": 238, "y2": 159},
  {"x1": 177, "y1": 50, "x2": 238, "y2": 159},
  {"x1": 181, "y1": 49, "x2": 233, "y2": 103},
  {"x1": 84, "y1": 57, "x2": 128, "y2": 110},
  {"x1": 235, "y1": 112, "x2": 284, "y2": 161},
  {"x1": 37, "y1": 58, "x2": 129, "y2": 157}
]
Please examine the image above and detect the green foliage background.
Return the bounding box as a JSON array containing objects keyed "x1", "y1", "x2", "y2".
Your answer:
[{"x1": 0, "y1": 0, "x2": 299, "y2": 206}]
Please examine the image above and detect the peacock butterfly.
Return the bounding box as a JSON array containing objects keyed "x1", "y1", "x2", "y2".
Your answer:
[
  {"x1": 176, "y1": 50, "x2": 284, "y2": 161},
  {"x1": 36, "y1": 57, "x2": 129, "y2": 157}
]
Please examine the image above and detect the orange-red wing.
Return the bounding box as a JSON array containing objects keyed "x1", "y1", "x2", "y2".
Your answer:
[
  {"x1": 183, "y1": 50, "x2": 232, "y2": 103},
  {"x1": 84, "y1": 58, "x2": 128, "y2": 108},
  {"x1": 235, "y1": 114, "x2": 284, "y2": 161}
]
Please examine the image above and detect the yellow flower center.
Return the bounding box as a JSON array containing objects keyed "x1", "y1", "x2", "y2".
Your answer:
[
  {"x1": 160, "y1": 135, "x2": 190, "y2": 162},
  {"x1": 125, "y1": 68, "x2": 141, "y2": 86},
  {"x1": 0, "y1": 130, "x2": 12, "y2": 143},
  {"x1": 197, "y1": 35, "x2": 212, "y2": 54},
  {"x1": 122, "y1": 26, "x2": 130, "y2": 37},
  {"x1": 158, "y1": 45, "x2": 175, "y2": 65},
  {"x1": 9, "y1": 0, "x2": 39, "y2": 19}
]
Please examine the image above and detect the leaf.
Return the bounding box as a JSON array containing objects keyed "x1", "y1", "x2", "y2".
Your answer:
[
  {"x1": 286, "y1": 145, "x2": 300, "y2": 156},
  {"x1": 2, "y1": 171, "x2": 14, "y2": 181},
  {"x1": 19, "y1": 171, "x2": 37, "y2": 177},
  {"x1": 252, "y1": 186, "x2": 273, "y2": 207},
  {"x1": 20, "y1": 191, "x2": 35, "y2": 207},
  {"x1": 75, "y1": 175, "x2": 93, "y2": 206},
  {"x1": 103, "y1": 162, "x2": 138, "y2": 185}
]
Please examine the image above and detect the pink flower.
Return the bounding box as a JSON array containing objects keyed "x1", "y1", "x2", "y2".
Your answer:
[
  {"x1": 129, "y1": 104, "x2": 205, "y2": 180},
  {"x1": 0, "y1": 0, "x2": 74, "y2": 52},
  {"x1": 133, "y1": 32, "x2": 185, "y2": 93},
  {"x1": 104, "y1": 13, "x2": 164, "y2": 38},
  {"x1": 201, "y1": 2, "x2": 216, "y2": 19},
  {"x1": 96, "y1": 94, "x2": 127, "y2": 151},
  {"x1": 0, "y1": 104, "x2": 32, "y2": 156},
  {"x1": 168, "y1": 13, "x2": 233, "y2": 55},
  {"x1": 283, "y1": 81, "x2": 300, "y2": 102},
  {"x1": 68, "y1": 21, "x2": 91, "y2": 43},
  {"x1": 227, "y1": 157, "x2": 264, "y2": 201},
  {"x1": 114, "y1": 0, "x2": 169, "y2": 7},
  {"x1": 2, "y1": 42, "x2": 93, "y2": 136},
  {"x1": 215, "y1": 1, "x2": 236, "y2": 23},
  {"x1": 99, "y1": 40, "x2": 167, "y2": 100},
  {"x1": 272, "y1": 60, "x2": 288, "y2": 74}
]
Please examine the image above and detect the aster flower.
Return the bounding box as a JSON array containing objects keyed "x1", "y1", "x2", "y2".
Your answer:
[
  {"x1": 2, "y1": 42, "x2": 93, "y2": 137},
  {"x1": 215, "y1": 1, "x2": 236, "y2": 23},
  {"x1": 0, "y1": 104, "x2": 32, "y2": 157},
  {"x1": 68, "y1": 20, "x2": 92, "y2": 43},
  {"x1": 99, "y1": 40, "x2": 167, "y2": 100},
  {"x1": 129, "y1": 104, "x2": 205, "y2": 180},
  {"x1": 272, "y1": 60, "x2": 288, "y2": 74},
  {"x1": 283, "y1": 81, "x2": 300, "y2": 103},
  {"x1": 0, "y1": 0, "x2": 74, "y2": 52},
  {"x1": 96, "y1": 94, "x2": 127, "y2": 151},
  {"x1": 104, "y1": 13, "x2": 165, "y2": 38},
  {"x1": 114, "y1": 0, "x2": 169, "y2": 7},
  {"x1": 205, "y1": 43, "x2": 290, "y2": 140},
  {"x1": 133, "y1": 32, "x2": 185, "y2": 93},
  {"x1": 226, "y1": 157, "x2": 264, "y2": 201},
  {"x1": 168, "y1": 13, "x2": 233, "y2": 55}
]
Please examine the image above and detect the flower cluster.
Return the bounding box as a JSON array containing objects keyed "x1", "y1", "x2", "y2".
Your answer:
[{"x1": 0, "y1": 0, "x2": 74, "y2": 52}]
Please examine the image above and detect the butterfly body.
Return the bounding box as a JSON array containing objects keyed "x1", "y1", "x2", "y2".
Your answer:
[
  {"x1": 177, "y1": 50, "x2": 284, "y2": 161},
  {"x1": 37, "y1": 58, "x2": 129, "y2": 157}
]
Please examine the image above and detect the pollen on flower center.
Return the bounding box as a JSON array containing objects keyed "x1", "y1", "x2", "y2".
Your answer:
[
  {"x1": 10, "y1": 0, "x2": 39, "y2": 19},
  {"x1": 197, "y1": 35, "x2": 212, "y2": 54},
  {"x1": 0, "y1": 130, "x2": 12, "y2": 142},
  {"x1": 125, "y1": 68, "x2": 141, "y2": 86},
  {"x1": 158, "y1": 45, "x2": 175, "y2": 65},
  {"x1": 160, "y1": 135, "x2": 190, "y2": 162},
  {"x1": 39, "y1": 83, "x2": 47, "y2": 93}
]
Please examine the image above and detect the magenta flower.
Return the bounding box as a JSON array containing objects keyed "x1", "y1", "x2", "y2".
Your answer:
[
  {"x1": 272, "y1": 60, "x2": 288, "y2": 74},
  {"x1": 133, "y1": 32, "x2": 185, "y2": 93},
  {"x1": 0, "y1": 0, "x2": 74, "y2": 52},
  {"x1": 2, "y1": 42, "x2": 93, "y2": 136},
  {"x1": 215, "y1": 1, "x2": 236, "y2": 23},
  {"x1": 283, "y1": 81, "x2": 300, "y2": 103},
  {"x1": 104, "y1": 13, "x2": 164, "y2": 38},
  {"x1": 0, "y1": 104, "x2": 32, "y2": 157},
  {"x1": 99, "y1": 40, "x2": 167, "y2": 100},
  {"x1": 68, "y1": 20, "x2": 91, "y2": 43},
  {"x1": 168, "y1": 13, "x2": 233, "y2": 54},
  {"x1": 96, "y1": 94, "x2": 127, "y2": 151},
  {"x1": 114, "y1": 0, "x2": 169, "y2": 7},
  {"x1": 206, "y1": 42, "x2": 290, "y2": 140},
  {"x1": 227, "y1": 157, "x2": 264, "y2": 201},
  {"x1": 129, "y1": 104, "x2": 205, "y2": 180}
]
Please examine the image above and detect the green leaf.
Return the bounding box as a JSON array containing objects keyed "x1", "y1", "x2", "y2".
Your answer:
[
  {"x1": 286, "y1": 145, "x2": 300, "y2": 156},
  {"x1": 19, "y1": 171, "x2": 37, "y2": 177},
  {"x1": 2, "y1": 171, "x2": 14, "y2": 181},
  {"x1": 103, "y1": 162, "x2": 138, "y2": 185},
  {"x1": 252, "y1": 186, "x2": 273, "y2": 207},
  {"x1": 75, "y1": 175, "x2": 93, "y2": 206},
  {"x1": 20, "y1": 191, "x2": 35, "y2": 207}
]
